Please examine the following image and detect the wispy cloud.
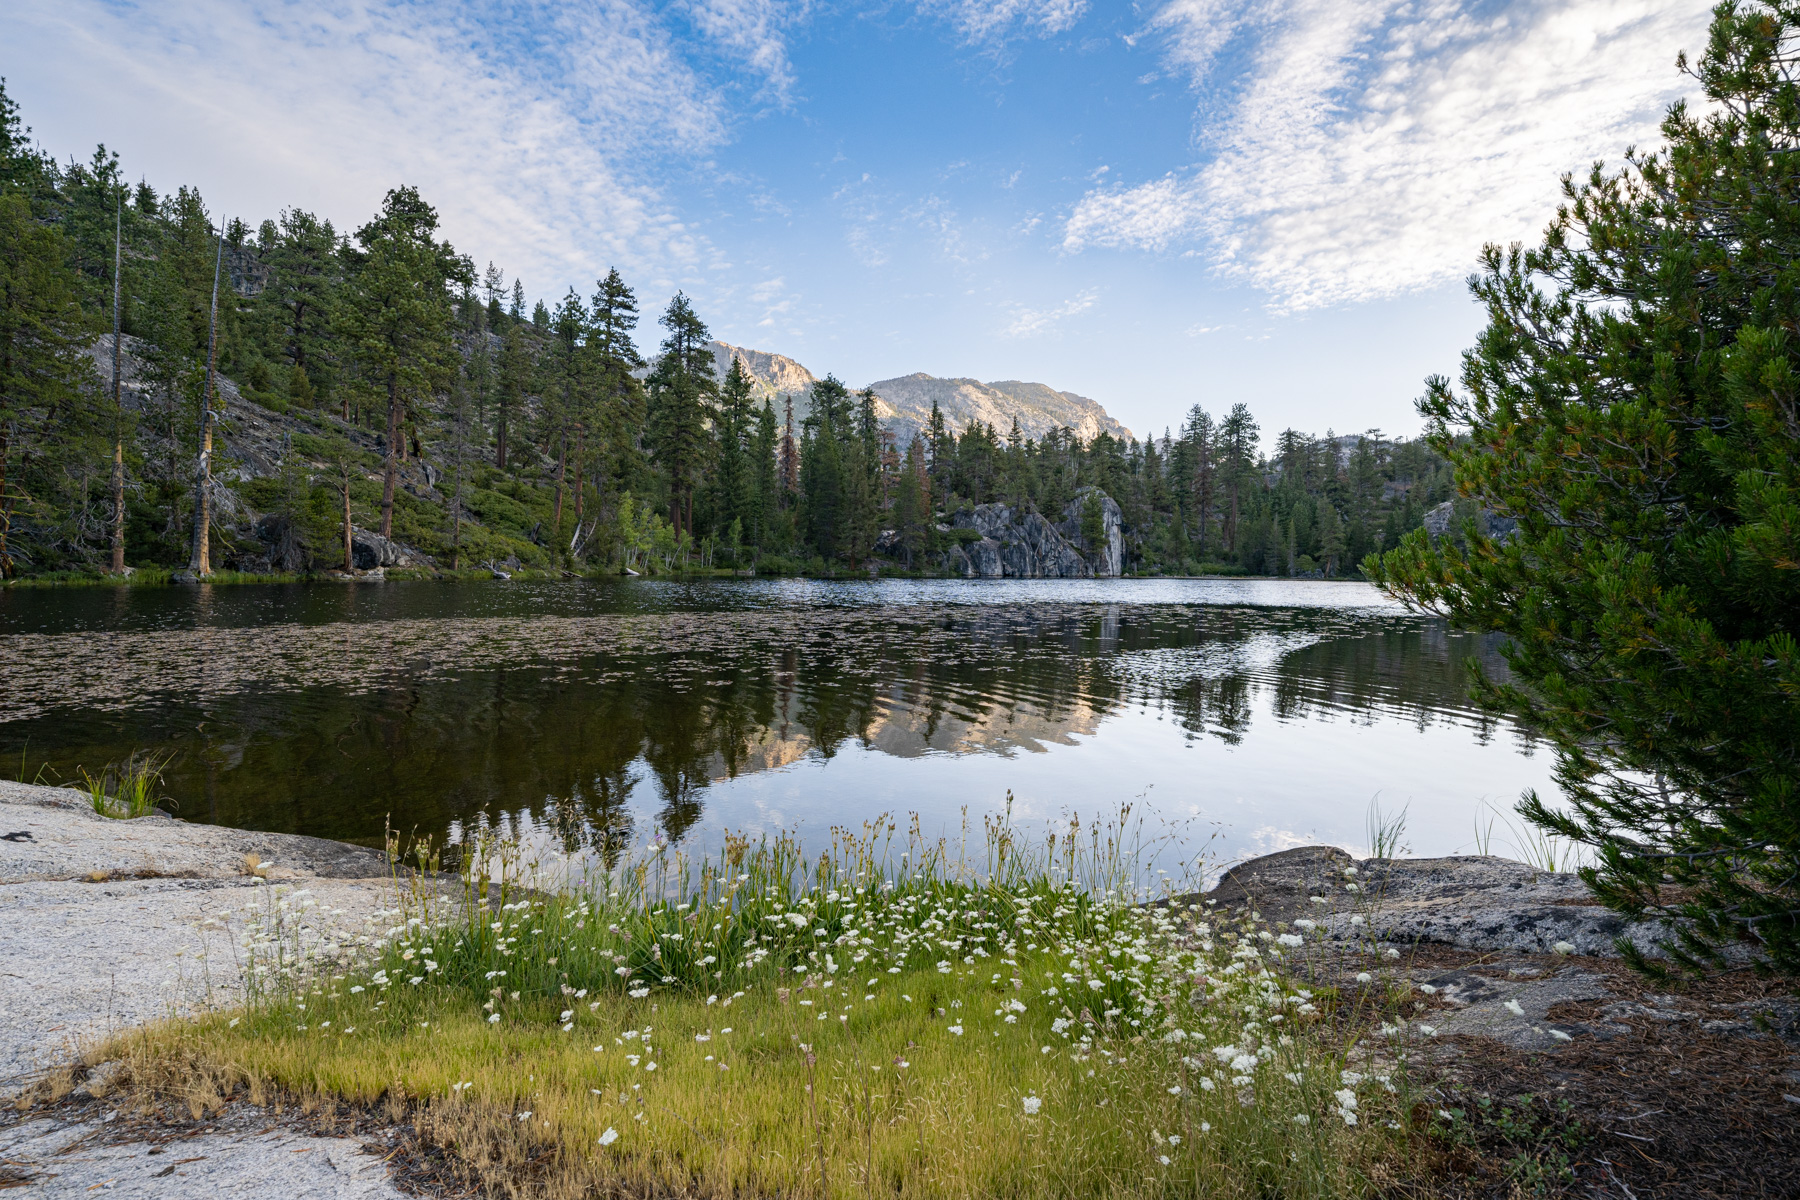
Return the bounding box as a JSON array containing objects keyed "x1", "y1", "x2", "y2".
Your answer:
[
  {"x1": 12, "y1": 0, "x2": 734, "y2": 299},
  {"x1": 750, "y1": 275, "x2": 796, "y2": 327},
  {"x1": 1005, "y1": 288, "x2": 1098, "y2": 337},
  {"x1": 1066, "y1": 0, "x2": 1712, "y2": 308},
  {"x1": 682, "y1": 0, "x2": 805, "y2": 103},
  {"x1": 923, "y1": 0, "x2": 1090, "y2": 44}
]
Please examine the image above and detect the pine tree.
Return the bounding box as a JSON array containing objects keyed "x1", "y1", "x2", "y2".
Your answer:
[
  {"x1": 0, "y1": 191, "x2": 95, "y2": 576},
  {"x1": 751, "y1": 398, "x2": 778, "y2": 548},
  {"x1": 714, "y1": 354, "x2": 756, "y2": 539},
  {"x1": 1317, "y1": 503, "x2": 1346, "y2": 575},
  {"x1": 800, "y1": 374, "x2": 853, "y2": 559},
  {"x1": 0, "y1": 80, "x2": 50, "y2": 201},
  {"x1": 482, "y1": 262, "x2": 505, "y2": 327},
  {"x1": 890, "y1": 434, "x2": 930, "y2": 567},
  {"x1": 495, "y1": 320, "x2": 526, "y2": 470},
  {"x1": 264, "y1": 208, "x2": 340, "y2": 410},
  {"x1": 645, "y1": 292, "x2": 716, "y2": 541},
  {"x1": 339, "y1": 186, "x2": 468, "y2": 539},
  {"x1": 587, "y1": 269, "x2": 646, "y2": 504},
  {"x1": 778, "y1": 394, "x2": 799, "y2": 505},
  {"x1": 1182, "y1": 405, "x2": 1215, "y2": 557},
  {"x1": 1218, "y1": 403, "x2": 1259, "y2": 553},
  {"x1": 547, "y1": 287, "x2": 587, "y2": 543},
  {"x1": 1368, "y1": 2, "x2": 1800, "y2": 975}
]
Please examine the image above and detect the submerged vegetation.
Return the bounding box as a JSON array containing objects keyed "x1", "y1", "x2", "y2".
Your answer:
[{"x1": 107, "y1": 810, "x2": 1453, "y2": 1198}]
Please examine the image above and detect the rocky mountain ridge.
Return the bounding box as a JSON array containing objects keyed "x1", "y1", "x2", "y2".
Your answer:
[{"x1": 708, "y1": 341, "x2": 1134, "y2": 446}]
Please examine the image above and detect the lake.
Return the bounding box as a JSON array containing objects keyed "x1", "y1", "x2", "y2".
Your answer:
[{"x1": 0, "y1": 577, "x2": 1555, "y2": 876}]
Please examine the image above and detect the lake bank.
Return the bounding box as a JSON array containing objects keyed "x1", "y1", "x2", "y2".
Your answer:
[{"x1": 4, "y1": 782, "x2": 1796, "y2": 1197}]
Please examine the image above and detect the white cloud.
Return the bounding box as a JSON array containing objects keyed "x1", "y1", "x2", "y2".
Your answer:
[
  {"x1": 924, "y1": 0, "x2": 1089, "y2": 44},
  {"x1": 1005, "y1": 289, "x2": 1098, "y2": 337},
  {"x1": 683, "y1": 0, "x2": 805, "y2": 102},
  {"x1": 749, "y1": 275, "x2": 796, "y2": 326},
  {"x1": 1066, "y1": 0, "x2": 1713, "y2": 308},
  {"x1": 9, "y1": 0, "x2": 731, "y2": 302}
]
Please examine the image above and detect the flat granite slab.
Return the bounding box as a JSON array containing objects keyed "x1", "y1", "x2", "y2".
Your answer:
[
  {"x1": 0, "y1": 783, "x2": 418, "y2": 1195},
  {"x1": 0, "y1": 1105, "x2": 407, "y2": 1198},
  {"x1": 0, "y1": 780, "x2": 390, "y2": 883},
  {"x1": 0, "y1": 783, "x2": 407, "y2": 1092}
]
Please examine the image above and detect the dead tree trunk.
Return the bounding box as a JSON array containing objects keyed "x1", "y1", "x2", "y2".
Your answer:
[{"x1": 186, "y1": 224, "x2": 224, "y2": 577}]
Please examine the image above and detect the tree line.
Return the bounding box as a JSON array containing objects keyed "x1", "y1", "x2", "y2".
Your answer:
[{"x1": 0, "y1": 79, "x2": 1448, "y2": 580}]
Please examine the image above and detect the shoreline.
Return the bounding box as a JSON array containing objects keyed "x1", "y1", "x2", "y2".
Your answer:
[
  {"x1": 4, "y1": 784, "x2": 1794, "y2": 1197},
  {"x1": 0, "y1": 780, "x2": 404, "y2": 1091},
  {"x1": 0, "y1": 567, "x2": 1303, "y2": 590}
]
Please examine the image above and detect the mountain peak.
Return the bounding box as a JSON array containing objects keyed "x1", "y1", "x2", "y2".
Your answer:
[{"x1": 706, "y1": 341, "x2": 1134, "y2": 445}]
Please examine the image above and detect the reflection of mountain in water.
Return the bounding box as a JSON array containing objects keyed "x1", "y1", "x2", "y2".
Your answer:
[
  {"x1": 3, "y1": 603, "x2": 1522, "y2": 856},
  {"x1": 862, "y1": 690, "x2": 1104, "y2": 758}
]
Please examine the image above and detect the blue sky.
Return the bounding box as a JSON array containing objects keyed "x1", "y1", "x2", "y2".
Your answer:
[{"x1": 9, "y1": 0, "x2": 1710, "y2": 440}]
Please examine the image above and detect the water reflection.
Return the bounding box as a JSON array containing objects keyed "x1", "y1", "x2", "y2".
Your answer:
[{"x1": 1, "y1": 579, "x2": 1542, "y2": 863}]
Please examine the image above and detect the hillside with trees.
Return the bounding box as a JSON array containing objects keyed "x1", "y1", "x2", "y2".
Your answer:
[{"x1": 0, "y1": 81, "x2": 1451, "y2": 582}]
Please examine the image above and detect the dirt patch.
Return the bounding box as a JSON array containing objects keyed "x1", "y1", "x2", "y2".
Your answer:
[{"x1": 1396, "y1": 955, "x2": 1800, "y2": 1198}]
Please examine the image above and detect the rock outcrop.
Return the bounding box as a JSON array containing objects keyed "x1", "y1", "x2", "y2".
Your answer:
[
  {"x1": 351, "y1": 530, "x2": 404, "y2": 570},
  {"x1": 937, "y1": 486, "x2": 1124, "y2": 578},
  {"x1": 1196, "y1": 844, "x2": 1674, "y2": 959},
  {"x1": 1062, "y1": 486, "x2": 1123, "y2": 577},
  {"x1": 865, "y1": 374, "x2": 1134, "y2": 448},
  {"x1": 1423, "y1": 500, "x2": 1518, "y2": 545}
]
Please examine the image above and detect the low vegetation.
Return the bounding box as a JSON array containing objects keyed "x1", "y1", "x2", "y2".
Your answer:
[
  {"x1": 104, "y1": 812, "x2": 1454, "y2": 1198},
  {"x1": 76, "y1": 749, "x2": 172, "y2": 819}
]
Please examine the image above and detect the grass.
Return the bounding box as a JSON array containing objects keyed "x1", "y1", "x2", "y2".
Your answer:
[
  {"x1": 102, "y1": 810, "x2": 1442, "y2": 1198},
  {"x1": 1468, "y1": 801, "x2": 1584, "y2": 873},
  {"x1": 1364, "y1": 797, "x2": 1410, "y2": 860},
  {"x1": 76, "y1": 750, "x2": 174, "y2": 819},
  {"x1": 1, "y1": 568, "x2": 174, "y2": 588},
  {"x1": 1, "y1": 568, "x2": 316, "y2": 588}
]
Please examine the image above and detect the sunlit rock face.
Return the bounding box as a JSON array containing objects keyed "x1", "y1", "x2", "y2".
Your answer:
[
  {"x1": 938, "y1": 487, "x2": 1123, "y2": 578},
  {"x1": 706, "y1": 341, "x2": 1134, "y2": 448}
]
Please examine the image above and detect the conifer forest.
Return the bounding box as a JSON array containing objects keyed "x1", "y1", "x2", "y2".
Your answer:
[{"x1": 0, "y1": 81, "x2": 1452, "y2": 582}]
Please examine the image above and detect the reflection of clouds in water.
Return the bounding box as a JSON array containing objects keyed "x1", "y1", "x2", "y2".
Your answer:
[{"x1": 1107, "y1": 633, "x2": 1326, "y2": 685}]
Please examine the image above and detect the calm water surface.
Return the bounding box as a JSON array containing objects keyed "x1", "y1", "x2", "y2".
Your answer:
[{"x1": 0, "y1": 578, "x2": 1553, "y2": 870}]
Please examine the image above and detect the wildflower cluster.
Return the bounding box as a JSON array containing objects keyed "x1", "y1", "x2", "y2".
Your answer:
[{"x1": 212, "y1": 813, "x2": 1417, "y2": 1196}]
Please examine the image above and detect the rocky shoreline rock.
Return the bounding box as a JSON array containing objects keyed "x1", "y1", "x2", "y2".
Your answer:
[
  {"x1": 0, "y1": 781, "x2": 405, "y2": 1094},
  {"x1": 939, "y1": 486, "x2": 1124, "y2": 578},
  {"x1": 1197, "y1": 844, "x2": 1675, "y2": 959}
]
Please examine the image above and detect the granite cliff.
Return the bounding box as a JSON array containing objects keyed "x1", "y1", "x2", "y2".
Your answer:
[{"x1": 937, "y1": 486, "x2": 1124, "y2": 578}]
